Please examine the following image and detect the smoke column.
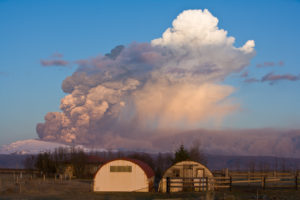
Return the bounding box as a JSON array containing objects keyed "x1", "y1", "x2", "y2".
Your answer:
[{"x1": 37, "y1": 9, "x2": 255, "y2": 148}]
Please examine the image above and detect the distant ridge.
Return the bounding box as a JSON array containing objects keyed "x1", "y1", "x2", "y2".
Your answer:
[{"x1": 0, "y1": 139, "x2": 107, "y2": 155}]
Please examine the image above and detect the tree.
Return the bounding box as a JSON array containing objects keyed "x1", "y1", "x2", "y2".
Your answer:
[
  {"x1": 35, "y1": 152, "x2": 56, "y2": 175},
  {"x1": 188, "y1": 141, "x2": 207, "y2": 165},
  {"x1": 173, "y1": 144, "x2": 190, "y2": 164},
  {"x1": 70, "y1": 147, "x2": 87, "y2": 178},
  {"x1": 154, "y1": 152, "x2": 173, "y2": 178},
  {"x1": 128, "y1": 152, "x2": 155, "y2": 170}
]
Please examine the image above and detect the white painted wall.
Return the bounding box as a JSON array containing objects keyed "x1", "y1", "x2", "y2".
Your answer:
[{"x1": 93, "y1": 160, "x2": 150, "y2": 192}]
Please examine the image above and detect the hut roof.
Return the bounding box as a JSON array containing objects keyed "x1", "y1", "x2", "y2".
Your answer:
[
  {"x1": 95, "y1": 158, "x2": 154, "y2": 179},
  {"x1": 161, "y1": 160, "x2": 213, "y2": 178}
]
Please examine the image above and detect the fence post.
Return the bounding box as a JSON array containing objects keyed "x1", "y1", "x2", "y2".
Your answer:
[
  {"x1": 261, "y1": 176, "x2": 266, "y2": 190},
  {"x1": 248, "y1": 171, "x2": 250, "y2": 186},
  {"x1": 296, "y1": 176, "x2": 298, "y2": 190},
  {"x1": 225, "y1": 168, "x2": 229, "y2": 177},
  {"x1": 166, "y1": 177, "x2": 170, "y2": 193},
  {"x1": 206, "y1": 177, "x2": 208, "y2": 191},
  {"x1": 199, "y1": 177, "x2": 201, "y2": 191},
  {"x1": 229, "y1": 176, "x2": 232, "y2": 191}
]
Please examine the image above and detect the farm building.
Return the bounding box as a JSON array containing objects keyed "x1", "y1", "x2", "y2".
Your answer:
[
  {"x1": 93, "y1": 158, "x2": 155, "y2": 192},
  {"x1": 159, "y1": 160, "x2": 214, "y2": 192}
]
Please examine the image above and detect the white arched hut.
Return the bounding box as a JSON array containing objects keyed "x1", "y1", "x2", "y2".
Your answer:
[
  {"x1": 159, "y1": 160, "x2": 214, "y2": 192},
  {"x1": 93, "y1": 158, "x2": 154, "y2": 192}
]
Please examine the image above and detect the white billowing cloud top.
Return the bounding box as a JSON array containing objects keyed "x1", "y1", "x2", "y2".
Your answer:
[
  {"x1": 151, "y1": 9, "x2": 255, "y2": 83},
  {"x1": 152, "y1": 9, "x2": 233, "y2": 46},
  {"x1": 152, "y1": 9, "x2": 254, "y2": 50}
]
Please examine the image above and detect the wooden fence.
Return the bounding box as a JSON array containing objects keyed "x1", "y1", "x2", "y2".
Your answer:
[
  {"x1": 165, "y1": 174, "x2": 299, "y2": 192},
  {"x1": 213, "y1": 170, "x2": 300, "y2": 178},
  {"x1": 166, "y1": 177, "x2": 210, "y2": 193},
  {"x1": 0, "y1": 168, "x2": 39, "y2": 174}
]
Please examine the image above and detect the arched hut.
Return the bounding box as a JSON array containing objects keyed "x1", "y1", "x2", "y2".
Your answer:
[
  {"x1": 159, "y1": 160, "x2": 214, "y2": 192},
  {"x1": 93, "y1": 158, "x2": 154, "y2": 192}
]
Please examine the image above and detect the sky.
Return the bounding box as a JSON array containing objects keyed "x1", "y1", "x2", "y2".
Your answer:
[{"x1": 0, "y1": 0, "x2": 300, "y2": 147}]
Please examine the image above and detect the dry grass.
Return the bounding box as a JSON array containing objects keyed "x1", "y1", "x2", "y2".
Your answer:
[
  {"x1": 0, "y1": 174, "x2": 91, "y2": 196},
  {"x1": 1, "y1": 174, "x2": 300, "y2": 200}
]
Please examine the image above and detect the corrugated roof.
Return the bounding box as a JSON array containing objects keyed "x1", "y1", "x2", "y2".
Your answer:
[{"x1": 94, "y1": 158, "x2": 155, "y2": 179}]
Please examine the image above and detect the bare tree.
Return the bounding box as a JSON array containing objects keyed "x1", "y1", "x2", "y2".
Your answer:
[
  {"x1": 35, "y1": 152, "x2": 56, "y2": 175},
  {"x1": 128, "y1": 152, "x2": 155, "y2": 170},
  {"x1": 70, "y1": 147, "x2": 87, "y2": 178},
  {"x1": 188, "y1": 141, "x2": 207, "y2": 165}
]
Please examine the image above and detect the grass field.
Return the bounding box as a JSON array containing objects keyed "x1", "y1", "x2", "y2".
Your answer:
[{"x1": 0, "y1": 174, "x2": 300, "y2": 200}]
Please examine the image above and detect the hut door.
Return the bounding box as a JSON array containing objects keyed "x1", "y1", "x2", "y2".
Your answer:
[
  {"x1": 183, "y1": 165, "x2": 193, "y2": 177},
  {"x1": 183, "y1": 165, "x2": 194, "y2": 191}
]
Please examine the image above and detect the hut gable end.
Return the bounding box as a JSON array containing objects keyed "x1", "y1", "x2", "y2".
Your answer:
[{"x1": 93, "y1": 158, "x2": 154, "y2": 192}]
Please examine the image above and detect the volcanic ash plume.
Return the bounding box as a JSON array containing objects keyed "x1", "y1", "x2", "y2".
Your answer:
[{"x1": 36, "y1": 9, "x2": 255, "y2": 147}]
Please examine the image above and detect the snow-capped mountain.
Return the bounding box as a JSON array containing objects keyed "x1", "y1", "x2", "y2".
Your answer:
[{"x1": 0, "y1": 139, "x2": 107, "y2": 155}]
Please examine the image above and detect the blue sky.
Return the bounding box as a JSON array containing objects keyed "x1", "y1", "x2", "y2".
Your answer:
[{"x1": 0, "y1": 0, "x2": 300, "y2": 146}]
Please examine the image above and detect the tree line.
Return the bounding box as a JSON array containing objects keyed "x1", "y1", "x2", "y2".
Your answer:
[{"x1": 23, "y1": 143, "x2": 206, "y2": 179}]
